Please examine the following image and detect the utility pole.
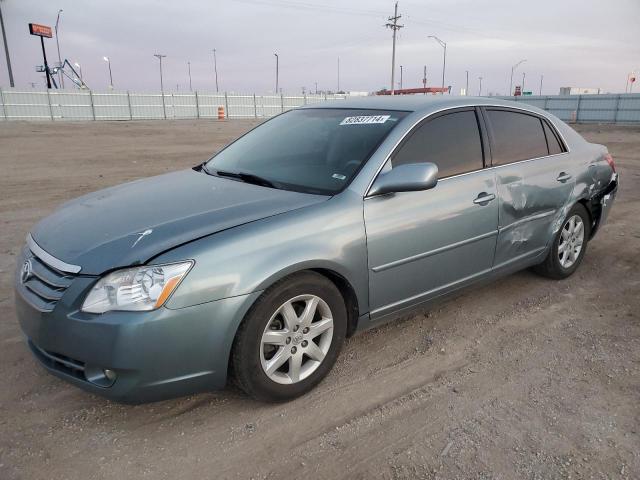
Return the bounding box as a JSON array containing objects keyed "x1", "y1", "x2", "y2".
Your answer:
[
  {"x1": 422, "y1": 65, "x2": 427, "y2": 95},
  {"x1": 337, "y1": 56, "x2": 340, "y2": 92},
  {"x1": 274, "y1": 53, "x2": 279, "y2": 93},
  {"x1": 478, "y1": 76, "x2": 483, "y2": 96},
  {"x1": 188, "y1": 61, "x2": 192, "y2": 91},
  {"x1": 385, "y1": 2, "x2": 403, "y2": 95},
  {"x1": 539, "y1": 74, "x2": 543, "y2": 95},
  {"x1": 55, "y1": 9, "x2": 64, "y2": 88},
  {"x1": 154, "y1": 54, "x2": 167, "y2": 119},
  {"x1": 465, "y1": 70, "x2": 469, "y2": 95},
  {"x1": 315, "y1": 81, "x2": 318, "y2": 94},
  {"x1": 211, "y1": 49, "x2": 219, "y2": 92},
  {"x1": 399, "y1": 65, "x2": 403, "y2": 90},
  {"x1": 428, "y1": 35, "x2": 446, "y2": 94},
  {"x1": 0, "y1": 0, "x2": 15, "y2": 87},
  {"x1": 509, "y1": 59, "x2": 526, "y2": 96}
]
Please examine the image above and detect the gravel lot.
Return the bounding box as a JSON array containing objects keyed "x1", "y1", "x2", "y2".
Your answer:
[{"x1": 0, "y1": 120, "x2": 638, "y2": 480}]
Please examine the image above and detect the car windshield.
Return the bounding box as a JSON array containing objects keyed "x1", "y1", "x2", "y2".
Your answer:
[{"x1": 204, "y1": 108, "x2": 409, "y2": 195}]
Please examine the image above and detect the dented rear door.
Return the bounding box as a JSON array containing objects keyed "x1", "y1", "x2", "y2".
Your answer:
[{"x1": 483, "y1": 108, "x2": 574, "y2": 268}]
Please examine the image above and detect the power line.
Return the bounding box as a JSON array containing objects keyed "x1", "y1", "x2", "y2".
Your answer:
[
  {"x1": 232, "y1": 0, "x2": 387, "y2": 18},
  {"x1": 235, "y1": 0, "x2": 508, "y2": 42},
  {"x1": 385, "y1": 2, "x2": 403, "y2": 95}
]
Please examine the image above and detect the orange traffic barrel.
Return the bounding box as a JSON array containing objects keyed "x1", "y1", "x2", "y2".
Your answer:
[{"x1": 217, "y1": 106, "x2": 225, "y2": 119}]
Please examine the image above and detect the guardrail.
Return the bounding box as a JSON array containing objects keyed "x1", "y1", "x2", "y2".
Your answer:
[
  {"x1": 0, "y1": 88, "x2": 348, "y2": 121},
  {"x1": 1, "y1": 88, "x2": 639, "y2": 123}
]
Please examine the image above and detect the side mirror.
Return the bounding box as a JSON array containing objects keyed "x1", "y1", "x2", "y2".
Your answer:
[{"x1": 368, "y1": 162, "x2": 439, "y2": 196}]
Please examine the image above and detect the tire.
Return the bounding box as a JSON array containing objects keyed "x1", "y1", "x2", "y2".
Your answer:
[
  {"x1": 533, "y1": 203, "x2": 591, "y2": 279},
  {"x1": 231, "y1": 271, "x2": 347, "y2": 402}
]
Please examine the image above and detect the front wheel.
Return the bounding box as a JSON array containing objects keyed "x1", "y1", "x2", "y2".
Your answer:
[
  {"x1": 533, "y1": 203, "x2": 591, "y2": 279},
  {"x1": 231, "y1": 271, "x2": 347, "y2": 402}
]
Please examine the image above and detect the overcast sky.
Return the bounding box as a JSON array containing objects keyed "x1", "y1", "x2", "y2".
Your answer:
[{"x1": 1, "y1": 0, "x2": 638, "y2": 95}]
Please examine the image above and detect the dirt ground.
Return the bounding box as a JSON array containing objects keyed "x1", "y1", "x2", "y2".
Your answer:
[{"x1": 0, "y1": 120, "x2": 638, "y2": 480}]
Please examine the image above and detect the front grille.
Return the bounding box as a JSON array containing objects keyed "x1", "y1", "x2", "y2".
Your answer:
[{"x1": 19, "y1": 246, "x2": 77, "y2": 312}]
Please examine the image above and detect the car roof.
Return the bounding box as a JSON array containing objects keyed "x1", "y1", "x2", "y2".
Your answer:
[{"x1": 300, "y1": 95, "x2": 541, "y2": 115}]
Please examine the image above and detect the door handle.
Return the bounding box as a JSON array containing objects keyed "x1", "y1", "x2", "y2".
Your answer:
[
  {"x1": 556, "y1": 172, "x2": 572, "y2": 183},
  {"x1": 473, "y1": 192, "x2": 496, "y2": 205}
]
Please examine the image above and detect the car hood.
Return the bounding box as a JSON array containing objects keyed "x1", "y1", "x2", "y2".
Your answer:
[{"x1": 31, "y1": 169, "x2": 327, "y2": 275}]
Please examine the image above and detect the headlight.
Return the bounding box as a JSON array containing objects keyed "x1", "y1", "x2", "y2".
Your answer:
[{"x1": 81, "y1": 261, "x2": 193, "y2": 314}]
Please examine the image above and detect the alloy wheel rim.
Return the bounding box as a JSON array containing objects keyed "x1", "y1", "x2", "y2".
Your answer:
[
  {"x1": 260, "y1": 294, "x2": 334, "y2": 385},
  {"x1": 558, "y1": 214, "x2": 584, "y2": 269}
]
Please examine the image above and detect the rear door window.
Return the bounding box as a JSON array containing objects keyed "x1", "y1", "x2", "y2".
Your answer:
[
  {"x1": 542, "y1": 120, "x2": 565, "y2": 155},
  {"x1": 391, "y1": 110, "x2": 484, "y2": 178},
  {"x1": 486, "y1": 109, "x2": 549, "y2": 165}
]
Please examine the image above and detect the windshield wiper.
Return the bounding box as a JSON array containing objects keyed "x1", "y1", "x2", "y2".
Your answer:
[
  {"x1": 215, "y1": 170, "x2": 276, "y2": 188},
  {"x1": 197, "y1": 161, "x2": 213, "y2": 175}
]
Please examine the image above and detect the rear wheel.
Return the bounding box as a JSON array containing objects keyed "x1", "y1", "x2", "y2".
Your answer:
[
  {"x1": 533, "y1": 203, "x2": 591, "y2": 279},
  {"x1": 231, "y1": 271, "x2": 347, "y2": 401}
]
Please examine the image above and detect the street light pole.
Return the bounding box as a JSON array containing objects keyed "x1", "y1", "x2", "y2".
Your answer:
[
  {"x1": 422, "y1": 65, "x2": 427, "y2": 95},
  {"x1": 211, "y1": 49, "x2": 219, "y2": 92},
  {"x1": 509, "y1": 59, "x2": 526, "y2": 96},
  {"x1": 188, "y1": 61, "x2": 192, "y2": 91},
  {"x1": 337, "y1": 56, "x2": 340, "y2": 92},
  {"x1": 399, "y1": 65, "x2": 403, "y2": 90},
  {"x1": 478, "y1": 76, "x2": 483, "y2": 96},
  {"x1": 522, "y1": 72, "x2": 526, "y2": 94},
  {"x1": 154, "y1": 54, "x2": 167, "y2": 119},
  {"x1": 0, "y1": 0, "x2": 14, "y2": 87},
  {"x1": 274, "y1": 53, "x2": 279, "y2": 93},
  {"x1": 55, "y1": 9, "x2": 64, "y2": 88},
  {"x1": 428, "y1": 35, "x2": 446, "y2": 94},
  {"x1": 103, "y1": 56, "x2": 113, "y2": 88},
  {"x1": 624, "y1": 73, "x2": 631, "y2": 93},
  {"x1": 465, "y1": 70, "x2": 469, "y2": 95},
  {"x1": 539, "y1": 74, "x2": 543, "y2": 95}
]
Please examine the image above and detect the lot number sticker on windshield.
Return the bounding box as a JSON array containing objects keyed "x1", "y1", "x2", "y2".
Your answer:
[{"x1": 340, "y1": 115, "x2": 391, "y2": 125}]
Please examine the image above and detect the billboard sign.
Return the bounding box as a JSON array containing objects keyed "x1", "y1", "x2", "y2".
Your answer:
[{"x1": 29, "y1": 23, "x2": 53, "y2": 38}]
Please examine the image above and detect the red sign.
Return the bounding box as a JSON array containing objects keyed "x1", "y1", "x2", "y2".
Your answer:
[{"x1": 29, "y1": 23, "x2": 53, "y2": 38}]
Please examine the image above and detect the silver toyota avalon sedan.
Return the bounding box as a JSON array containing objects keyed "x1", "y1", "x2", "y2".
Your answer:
[{"x1": 15, "y1": 96, "x2": 618, "y2": 403}]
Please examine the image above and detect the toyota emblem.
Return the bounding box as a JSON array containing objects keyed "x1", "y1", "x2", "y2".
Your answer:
[{"x1": 21, "y1": 259, "x2": 33, "y2": 284}]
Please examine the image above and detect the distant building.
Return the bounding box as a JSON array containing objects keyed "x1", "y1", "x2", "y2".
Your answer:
[
  {"x1": 375, "y1": 86, "x2": 450, "y2": 95},
  {"x1": 559, "y1": 87, "x2": 602, "y2": 95},
  {"x1": 347, "y1": 91, "x2": 369, "y2": 97}
]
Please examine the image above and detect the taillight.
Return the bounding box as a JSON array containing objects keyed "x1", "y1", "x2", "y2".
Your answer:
[{"x1": 604, "y1": 153, "x2": 616, "y2": 173}]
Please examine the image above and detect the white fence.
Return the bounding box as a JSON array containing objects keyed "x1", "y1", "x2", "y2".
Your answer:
[
  {"x1": 0, "y1": 88, "x2": 348, "y2": 121},
  {"x1": 2, "y1": 88, "x2": 640, "y2": 124},
  {"x1": 498, "y1": 93, "x2": 640, "y2": 124}
]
